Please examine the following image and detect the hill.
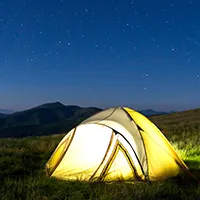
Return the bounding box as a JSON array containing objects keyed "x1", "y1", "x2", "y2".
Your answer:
[
  {"x1": 0, "y1": 102, "x2": 102, "y2": 138},
  {"x1": 150, "y1": 108, "x2": 200, "y2": 132},
  {"x1": 0, "y1": 109, "x2": 15, "y2": 114},
  {"x1": 1, "y1": 102, "x2": 199, "y2": 138},
  {"x1": 0, "y1": 102, "x2": 170, "y2": 138},
  {"x1": 0, "y1": 113, "x2": 8, "y2": 118}
]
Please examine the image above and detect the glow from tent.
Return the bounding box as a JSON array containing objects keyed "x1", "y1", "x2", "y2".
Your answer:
[{"x1": 51, "y1": 124, "x2": 114, "y2": 180}]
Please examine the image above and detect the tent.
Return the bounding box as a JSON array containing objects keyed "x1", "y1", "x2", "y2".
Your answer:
[{"x1": 45, "y1": 107, "x2": 188, "y2": 182}]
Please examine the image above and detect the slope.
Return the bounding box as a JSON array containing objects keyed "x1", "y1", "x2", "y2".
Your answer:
[{"x1": 0, "y1": 102, "x2": 102, "y2": 138}]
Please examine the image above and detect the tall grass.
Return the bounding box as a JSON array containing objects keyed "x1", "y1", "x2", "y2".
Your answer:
[{"x1": 0, "y1": 129, "x2": 199, "y2": 200}]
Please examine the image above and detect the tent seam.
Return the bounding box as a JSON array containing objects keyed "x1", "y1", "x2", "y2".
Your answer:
[{"x1": 121, "y1": 107, "x2": 149, "y2": 181}]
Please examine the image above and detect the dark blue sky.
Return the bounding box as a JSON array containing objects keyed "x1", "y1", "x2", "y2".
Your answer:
[{"x1": 0, "y1": 0, "x2": 200, "y2": 111}]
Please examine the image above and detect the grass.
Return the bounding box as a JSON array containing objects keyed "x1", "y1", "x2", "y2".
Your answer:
[{"x1": 0, "y1": 117, "x2": 200, "y2": 199}]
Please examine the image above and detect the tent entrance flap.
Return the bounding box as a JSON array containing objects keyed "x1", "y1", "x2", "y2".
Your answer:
[{"x1": 99, "y1": 139, "x2": 143, "y2": 182}]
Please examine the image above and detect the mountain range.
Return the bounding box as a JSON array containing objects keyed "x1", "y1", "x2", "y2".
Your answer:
[
  {"x1": 0, "y1": 109, "x2": 15, "y2": 114},
  {"x1": 0, "y1": 102, "x2": 172, "y2": 138},
  {"x1": 0, "y1": 102, "x2": 102, "y2": 138}
]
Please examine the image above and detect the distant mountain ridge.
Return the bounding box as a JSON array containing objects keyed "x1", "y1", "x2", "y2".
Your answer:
[
  {"x1": 34, "y1": 101, "x2": 67, "y2": 109},
  {"x1": 0, "y1": 109, "x2": 15, "y2": 114},
  {"x1": 0, "y1": 102, "x2": 173, "y2": 138},
  {"x1": 0, "y1": 102, "x2": 102, "y2": 138},
  {"x1": 138, "y1": 109, "x2": 167, "y2": 117}
]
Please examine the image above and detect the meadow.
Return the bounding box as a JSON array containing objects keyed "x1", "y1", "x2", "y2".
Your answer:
[{"x1": 0, "y1": 109, "x2": 200, "y2": 200}]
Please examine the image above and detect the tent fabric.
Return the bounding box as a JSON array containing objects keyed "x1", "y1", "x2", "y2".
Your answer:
[{"x1": 45, "y1": 107, "x2": 188, "y2": 182}]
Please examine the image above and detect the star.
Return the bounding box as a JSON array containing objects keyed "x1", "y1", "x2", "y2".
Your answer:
[{"x1": 108, "y1": 70, "x2": 112, "y2": 75}]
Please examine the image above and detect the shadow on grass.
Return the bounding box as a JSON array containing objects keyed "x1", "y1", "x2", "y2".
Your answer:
[{"x1": 173, "y1": 160, "x2": 200, "y2": 187}]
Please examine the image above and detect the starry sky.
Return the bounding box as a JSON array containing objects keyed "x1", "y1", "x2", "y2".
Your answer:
[{"x1": 0, "y1": 0, "x2": 200, "y2": 111}]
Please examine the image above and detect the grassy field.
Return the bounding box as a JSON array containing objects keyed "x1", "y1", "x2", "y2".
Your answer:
[{"x1": 0, "y1": 110, "x2": 200, "y2": 200}]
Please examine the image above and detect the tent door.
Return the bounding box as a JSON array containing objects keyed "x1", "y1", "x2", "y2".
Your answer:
[{"x1": 98, "y1": 133, "x2": 142, "y2": 182}]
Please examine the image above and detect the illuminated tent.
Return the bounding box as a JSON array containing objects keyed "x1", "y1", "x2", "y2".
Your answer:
[{"x1": 45, "y1": 107, "x2": 188, "y2": 182}]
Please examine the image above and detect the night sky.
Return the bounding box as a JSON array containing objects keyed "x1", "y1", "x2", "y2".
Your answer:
[{"x1": 1, "y1": 0, "x2": 200, "y2": 111}]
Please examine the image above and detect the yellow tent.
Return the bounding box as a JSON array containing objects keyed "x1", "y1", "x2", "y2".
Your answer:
[{"x1": 45, "y1": 107, "x2": 188, "y2": 182}]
